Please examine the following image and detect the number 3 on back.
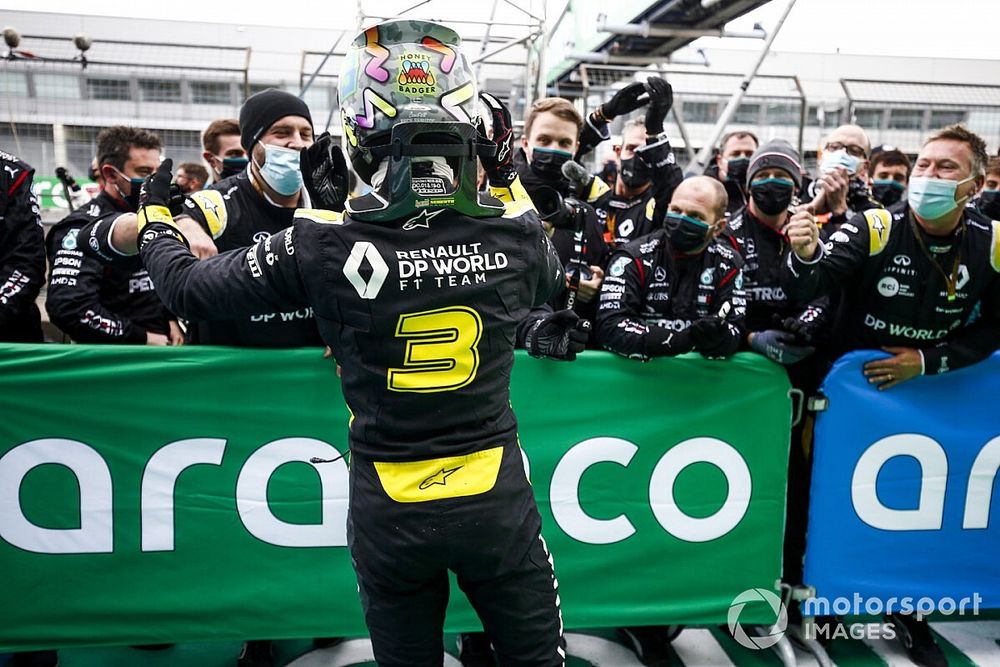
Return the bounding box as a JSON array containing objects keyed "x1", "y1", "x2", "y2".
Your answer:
[{"x1": 387, "y1": 306, "x2": 483, "y2": 393}]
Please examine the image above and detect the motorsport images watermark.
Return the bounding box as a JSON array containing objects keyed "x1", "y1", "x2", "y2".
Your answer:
[{"x1": 727, "y1": 589, "x2": 983, "y2": 649}]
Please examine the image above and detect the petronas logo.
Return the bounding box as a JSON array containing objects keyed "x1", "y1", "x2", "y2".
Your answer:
[{"x1": 343, "y1": 242, "x2": 389, "y2": 300}]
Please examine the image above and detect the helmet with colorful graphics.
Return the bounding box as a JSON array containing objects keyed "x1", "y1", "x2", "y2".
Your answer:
[{"x1": 338, "y1": 19, "x2": 500, "y2": 221}]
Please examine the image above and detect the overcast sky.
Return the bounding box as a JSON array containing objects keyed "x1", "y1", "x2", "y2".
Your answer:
[{"x1": 7, "y1": 0, "x2": 1000, "y2": 61}]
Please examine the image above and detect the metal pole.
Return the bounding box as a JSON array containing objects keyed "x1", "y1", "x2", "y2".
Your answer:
[
  {"x1": 502, "y1": 0, "x2": 543, "y2": 23},
  {"x1": 793, "y1": 75, "x2": 806, "y2": 157},
  {"x1": 300, "y1": 32, "x2": 343, "y2": 98},
  {"x1": 685, "y1": 0, "x2": 798, "y2": 175},
  {"x1": 471, "y1": 32, "x2": 539, "y2": 65},
  {"x1": 474, "y1": 0, "x2": 501, "y2": 86}
]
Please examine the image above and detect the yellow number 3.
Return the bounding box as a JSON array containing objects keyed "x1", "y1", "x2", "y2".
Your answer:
[{"x1": 387, "y1": 306, "x2": 483, "y2": 393}]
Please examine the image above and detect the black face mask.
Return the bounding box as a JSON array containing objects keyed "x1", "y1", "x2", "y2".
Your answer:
[
  {"x1": 977, "y1": 190, "x2": 1000, "y2": 220},
  {"x1": 619, "y1": 156, "x2": 650, "y2": 189},
  {"x1": 725, "y1": 157, "x2": 749, "y2": 186},
  {"x1": 529, "y1": 147, "x2": 572, "y2": 181},
  {"x1": 872, "y1": 180, "x2": 905, "y2": 207},
  {"x1": 220, "y1": 156, "x2": 249, "y2": 179},
  {"x1": 750, "y1": 178, "x2": 795, "y2": 216},
  {"x1": 666, "y1": 212, "x2": 712, "y2": 253}
]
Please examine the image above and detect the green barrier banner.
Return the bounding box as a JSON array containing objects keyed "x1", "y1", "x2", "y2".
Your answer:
[
  {"x1": 0, "y1": 345, "x2": 791, "y2": 651},
  {"x1": 30, "y1": 177, "x2": 100, "y2": 210}
]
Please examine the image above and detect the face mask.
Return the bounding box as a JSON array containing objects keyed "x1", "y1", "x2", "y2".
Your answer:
[
  {"x1": 750, "y1": 177, "x2": 795, "y2": 216},
  {"x1": 220, "y1": 156, "x2": 249, "y2": 179},
  {"x1": 978, "y1": 189, "x2": 1000, "y2": 219},
  {"x1": 725, "y1": 157, "x2": 749, "y2": 185},
  {"x1": 110, "y1": 168, "x2": 145, "y2": 211},
  {"x1": 820, "y1": 149, "x2": 861, "y2": 175},
  {"x1": 619, "y1": 155, "x2": 650, "y2": 189},
  {"x1": 907, "y1": 175, "x2": 974, "y2": 221},
  {"x1": 529, "y1": 146, "x2": 572, "y2": 181},
  {"x1": 666, "y1": 211, "x2": 712, "y2": 253},
  {"x1": 872, "y1": 179, "x2": 905, "y2": 207},
  {"x1": 254, "y1": 144, "x2": 303, "y2": 196}
]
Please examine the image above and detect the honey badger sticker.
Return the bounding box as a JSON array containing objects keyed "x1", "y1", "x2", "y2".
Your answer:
[{"x1": 398, "y1": 54, "x2": 437, "y2": 96}]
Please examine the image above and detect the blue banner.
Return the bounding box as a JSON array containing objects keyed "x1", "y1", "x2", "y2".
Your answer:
[{"x1": 803, "y1": 351, "x2": 1000, "y2": 614}]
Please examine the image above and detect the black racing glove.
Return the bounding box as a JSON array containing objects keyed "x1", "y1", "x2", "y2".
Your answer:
[
  {"x1": 301, "y1": 132, "x2": 350, "y2": 212},
  {"x1": 643, "y1": 326, "x2": 695, "y2": 358},
  {"x1": 137, "y1": 158, "x2": 187, "y2": 250},
  {"x1": 688, "y1": 317, "x2": 740, "y2": 359},
  {"x1": 635, "y1": 137, "x2": 676, "y2": 171},
  {"x1": 524, "y1": 309, "x2": 591, "y2": 361},
  {"x1": 643, "y1": 77, "x2": 673, "y2": 135},
  {"x1": 750, "y1": 329, "x2": 815, "y2": 365},
  {"x1": 477, "y1": 92, "x2": 516, "y2": 186},
  {"x1": 599, "y1": 81, "x2": 648, "y2": 120},
  {"x1": 780, "y1": 303, "x2": 826, "y2": 344}
]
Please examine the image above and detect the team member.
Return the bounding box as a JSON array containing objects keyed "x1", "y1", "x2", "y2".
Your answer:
[
  {"x1": 513, "y1": 96, "x2": 610, "y2": 322},
  {"x1": 0, "y1": 149, "x2": 46, "y2": 342},
  {"x1": 589, "y1": 79, "x2": 683, "y2": 248},
  {"x1": 712, "y1": 130, "x2": 759, "y2": 216},
  {"x1": 45, "y1": 126, "x2": 179, "y2": 345},
  {"x1": 202, "y1": 118, "x2": 248, "y2": 182},
  {"x1": 728, "y1": 139, "x2": 831, "y2": 366},
  {"x1": 975, "y1": 156, "x2": 1000, "y2": 219},
  {"x1": 807, "y1": 124, "x2": 880, "y2": 229},
  {"x1": 80, "y1": 90, "x2": 330, "y2": 348},
  {"x1": 784, "y1": 125, "x2": 1000, "y2": 666},
  {"x1": 868, "y1": 147, "x2": 911, "y2": 208},
  {"x1": 136, "y1": 20, "x2": 571, "y2": 667},
  {"x1": 174, "y1": 162, "x2": 208, "y2": 194},
  {"x1": 596, "y1": 176, "x2": 745, "y2": 361}
]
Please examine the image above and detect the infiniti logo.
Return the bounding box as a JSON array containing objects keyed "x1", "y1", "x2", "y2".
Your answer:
[{"x1": 893, "y1": 254, "x2": 912, "y2": 267}]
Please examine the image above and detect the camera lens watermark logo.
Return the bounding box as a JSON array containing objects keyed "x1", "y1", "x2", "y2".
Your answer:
[{"x1": 727, "y1": 588, "x2": 787, "y2": 650}]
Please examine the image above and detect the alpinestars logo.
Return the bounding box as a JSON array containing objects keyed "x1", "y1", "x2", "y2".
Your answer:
[
  {"x1": 402, "y1": 209, "x2": 444, "y2": 231},
  {"x1": 344, "y1": 241, "x2": 389, "y2": 299}
]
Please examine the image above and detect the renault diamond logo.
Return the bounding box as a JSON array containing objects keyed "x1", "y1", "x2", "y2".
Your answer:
[{"x1": 344, "y1": 241, "x2": 389, "y2": 299}]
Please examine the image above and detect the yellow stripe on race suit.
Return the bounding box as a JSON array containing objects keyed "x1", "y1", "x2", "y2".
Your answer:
[
  {"x1": 991, "y1": 220, "x2": 1000, "y2": 272},
  {"x1": 190, "y1": 189, "x2": 228, "y2": 239},
  {"x1": 645, "y1": 197, "x2": 656, "y2": 221},
  {"x1": 586, "y1": 176, "x2": 610, "y2": 203},
  {"x1": 294, "y1": 208, "x2": 345, "y2": 225},
  {"x1": 489, "y1": 176, "x2": 536, "y2": 219},
  {"x1": 373, "y1": 446, "x2": 503, "y2": 503},
  {"x1": 863, "y1": 208, "x2": 893, "y2": 256}
]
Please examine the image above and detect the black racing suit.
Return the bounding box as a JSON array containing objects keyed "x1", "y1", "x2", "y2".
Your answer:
[
  {"x1": 139, "y1": 183, "x2": 566, "y2": 667},
  {"x1": 592, "y1": 136, "x2": 684, "y2": 248},
  {"x1": 78, "y1": 170, "x2": 325, "y2": 347},
  {"x1": 727, "y1": 206, "x2": 832, "y2": 339},
  {"x1": 46, "y1": 191, "x2": 171, "y2": 343},
  {"x1": 0, "y1": 150, "x2": 46, "y2": 342},
  {"x1": 177, "y1": 170, "x2": 324, "y2": 346},
  {"x1": 783, "y1": 203, "x2": 1000, "y2": 375},
  {"x1": 595, "y1": 229, "x2": 746, "y2": 360},
  {"x1": 514, "y1": 148, "x2": 610, "y2": 324}
]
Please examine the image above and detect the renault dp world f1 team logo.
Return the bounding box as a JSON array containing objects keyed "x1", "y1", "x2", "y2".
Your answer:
[
  {"x1": 727, "y1": 588, "x2": 788, "y2": 649},
  {"x1": 344, "y1": 241, "x2": 389, "y2": 299}
]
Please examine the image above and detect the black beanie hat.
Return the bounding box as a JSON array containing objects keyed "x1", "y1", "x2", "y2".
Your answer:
[
  {"x1": 747, "y1": 138, "x2": 803, "y2": 189},
  {"x1": 239, "y1": 88, "x2": 313, "y2": 152}
]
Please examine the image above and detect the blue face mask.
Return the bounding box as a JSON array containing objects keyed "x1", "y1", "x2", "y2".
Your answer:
[
  {"x1": 907, "y1": 175, "x2": 974, "y2": 221},
  {"x1": 254, "y1": 144, "x2": 303, "y2": 196},
  {"x1": 820, "y1": 150, "x2": 861, "y2": 175}
]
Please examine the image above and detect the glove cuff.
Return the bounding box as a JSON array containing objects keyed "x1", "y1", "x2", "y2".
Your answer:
[{"x1": 136, "y1": 205, "x2": 176, "y2": 233}]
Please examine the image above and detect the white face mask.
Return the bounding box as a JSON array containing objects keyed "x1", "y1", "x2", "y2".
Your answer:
[{"x1": 371, "y1": 156, "x2": 454, "y2": 191}]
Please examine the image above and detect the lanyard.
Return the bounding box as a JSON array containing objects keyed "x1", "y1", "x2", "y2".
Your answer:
[{"x1": 910, "y1": 214, "x2": 963, "y2": 302}]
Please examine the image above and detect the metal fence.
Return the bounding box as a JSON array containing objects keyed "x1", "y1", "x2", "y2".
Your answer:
[{"x1": 842, "y1": 79, "x2": 1000, "y2": 153}]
